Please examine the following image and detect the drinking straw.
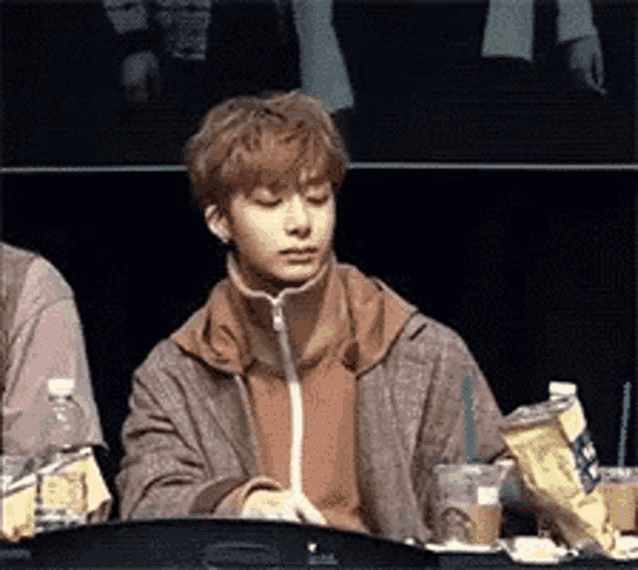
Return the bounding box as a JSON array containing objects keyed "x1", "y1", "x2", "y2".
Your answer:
[
  {"x1": 462, "y1": 368, "x2": 477, "y2": 463},
  {"x1": 617, "y1": 380, "x2": 632, "y2": 467}
]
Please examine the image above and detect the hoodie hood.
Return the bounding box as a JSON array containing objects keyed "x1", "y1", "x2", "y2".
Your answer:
[{"x1": 171, "y1": 253, "x2": 418, "y2": 378}]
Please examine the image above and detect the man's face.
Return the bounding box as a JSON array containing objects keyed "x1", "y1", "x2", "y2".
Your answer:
[{"x1": 218, "y1": 165, "x2": 336, "y2": 292}]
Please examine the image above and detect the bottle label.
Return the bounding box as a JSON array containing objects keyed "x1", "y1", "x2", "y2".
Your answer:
[
  {"x1": 571, "y1": 429, "x2": 601, "y2": 494},
  {"x1": 35, "y1": 471, "x2": 88, "y2": 534}
]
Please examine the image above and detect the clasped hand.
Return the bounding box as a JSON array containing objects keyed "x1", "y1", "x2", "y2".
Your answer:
[{"x1": 241, "y1": 489, "x2": 327, "y2": 526}]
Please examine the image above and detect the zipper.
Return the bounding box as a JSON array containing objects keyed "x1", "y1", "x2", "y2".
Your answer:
[
  {"x1": 272, "y1": 303, "x2": 285, "y2": 332},
  {"x1": 271, "y1": 300, "x2": 303, "y2": 497}
]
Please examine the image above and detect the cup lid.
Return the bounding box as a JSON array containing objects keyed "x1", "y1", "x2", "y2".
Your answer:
[
  {"x1": 47, "y1": 377, "x2": 75, "y2": 397},
  {"x1": 549, "y1": 381, "x2": 577, "y2": 397}
]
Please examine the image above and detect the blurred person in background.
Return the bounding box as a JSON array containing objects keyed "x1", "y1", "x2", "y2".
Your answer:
[
  {"x1": 482, "y1": 0, "x2": 605, "y2": 94},
  {"x1": 474, "y1": 0, "x2": 608, "y2": 159},
  {"x1": 103, "y1": 0, "x2": 354, "y2": 149}
]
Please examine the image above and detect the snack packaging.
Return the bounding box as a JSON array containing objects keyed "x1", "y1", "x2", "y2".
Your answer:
[
  {"x1": 1, "y1": 447, "x2": 112, "y2": 542},
  {"x1": 501, "y1": 394, "x2": 626, "y2": 558}
]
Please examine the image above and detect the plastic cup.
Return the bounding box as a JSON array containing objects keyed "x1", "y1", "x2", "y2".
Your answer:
[
  {"x1": 433, "y1": 463, "x2": 510, "y2": 546},
  {"x1": 598, "y1": 467, "x2": 638, "y2": 533}
]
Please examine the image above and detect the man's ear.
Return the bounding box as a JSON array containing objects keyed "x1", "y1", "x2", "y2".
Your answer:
[{"x1": 204, "y1": 204, "x2": 231, "y2": 244}]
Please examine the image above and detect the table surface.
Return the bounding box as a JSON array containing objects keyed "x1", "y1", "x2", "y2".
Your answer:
[{"x1": 3, "y1": 521, "x2": 638, "y2": 569}]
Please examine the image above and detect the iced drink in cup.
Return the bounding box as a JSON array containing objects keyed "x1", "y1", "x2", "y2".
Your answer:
[
  {"x1": 433, "y1": 463, "x2": 510, "y2": 546},
  {"x1": 598, "y1": 467, "x2": 638, "y2": 533}
]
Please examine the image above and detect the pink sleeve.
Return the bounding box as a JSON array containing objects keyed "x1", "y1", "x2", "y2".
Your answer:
[{"x1": 3, "y1": 258, "x2": 104, "y2": 456}]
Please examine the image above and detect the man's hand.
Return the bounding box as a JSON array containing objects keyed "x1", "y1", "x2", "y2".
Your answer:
[
  {"x1": 121, "y1": 50, "x2": 161, "y2": 105},
  {"x1": 241, "y1": 489, "x2": 327, "y2": 526},
  {"x1": 566, "y1": 34, "x2": 607, "y2": 95}
]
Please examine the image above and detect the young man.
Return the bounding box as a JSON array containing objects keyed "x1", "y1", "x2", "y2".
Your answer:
[{"x1": 115, "y1": 91, "x2": 507, "y2": 543}]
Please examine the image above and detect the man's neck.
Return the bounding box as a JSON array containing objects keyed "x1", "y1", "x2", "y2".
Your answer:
[
  {"x1": 225, "y1": 252, "x2": 335, "y2": 369},
  {"x1": 228, "y1": 253, "x2": 331, "y2": 302}
]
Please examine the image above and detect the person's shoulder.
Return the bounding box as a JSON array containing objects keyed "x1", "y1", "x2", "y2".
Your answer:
[
  {"x1": 334, "y1": 260, "x2": 416, "y2": 309},
  {"x1": 134, "y1": 337, "x2": 197, "y2": 383},
  {"x1": 3, "y1": 242, "x2": 74, "y2": 308},
  {"x1": 136, "y1": 324, "x2": 221, "y2": 381},
  {"x1": 28, "y1": 255, "x2": 74, "y2": 300},
  {"x1": 135, "y1": 278, "x2": 231, "y2": 379},
  {"x1": 2, "y1": 242, "x2": 38, "y2": 283},
  {"x1": 138, "y1": 337, "x2": 186, "y2": 369},
  {"x1": 334, "y1": 261, "x2": 473, "y2": 359},
  {"x1": 334, "y1": 261, "x2": 469, "y2": 345},
  {"x1": 391, "y1": 311, "x2": 475, "y2": 368},
  {"x1": 168, "y1": 277, "x2": 230, "y2": 341}
]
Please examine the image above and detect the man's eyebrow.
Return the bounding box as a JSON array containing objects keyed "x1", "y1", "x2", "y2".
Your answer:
[
  {"x1": 300, "y1": 170, "x2": 329, "y2": 185},
  {"x1": 266, "y1": 180, "x2": 288, "y2": 191}
]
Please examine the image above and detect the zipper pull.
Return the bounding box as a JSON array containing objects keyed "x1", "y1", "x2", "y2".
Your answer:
[{"x1": 273, "y1": 304, "x2": 284, "y2": 332}]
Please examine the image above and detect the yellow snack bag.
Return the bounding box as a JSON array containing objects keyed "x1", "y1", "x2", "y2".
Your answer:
[
  {"x1": 502, "y1": 396, "x2": 625, "y2": 558},
  {"x1": 1, "y1": 485, "x2": 36, "y2": 542},
  {"x1": 39, "y1": 472, "x2": 87, "y2": 513},
  {"x1": 1, "y1": 448, "x2": 112, "y2": 542}
]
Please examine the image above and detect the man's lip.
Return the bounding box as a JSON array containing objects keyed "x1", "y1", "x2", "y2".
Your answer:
[{"x1": 280, "y1": 248, "x2": 318, "y2": 254}]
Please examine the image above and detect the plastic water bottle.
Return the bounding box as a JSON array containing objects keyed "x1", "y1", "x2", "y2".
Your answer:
[
  {"x1": 34, "y1": 378, "x2": 88, "y2": 533},
  {"x1": 40, "y1": 377, "x2": 84, "y2": 457}
]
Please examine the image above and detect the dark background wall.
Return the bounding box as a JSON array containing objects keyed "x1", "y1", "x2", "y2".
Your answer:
[{"x1": 1, "y1": 169, "x2": 634, "y2": 518}]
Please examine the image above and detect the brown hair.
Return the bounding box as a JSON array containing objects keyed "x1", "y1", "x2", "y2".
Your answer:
[{"x1": 184, "y1": 91, "x2": 350, "y2": 214}]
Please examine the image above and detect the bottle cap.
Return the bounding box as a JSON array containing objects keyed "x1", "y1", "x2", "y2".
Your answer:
[
  {"x1": 47, "y1": 377, "x2": 75, "y2": 397},
  {"x1": 549, "y1": 381, "x2": 577, "y2": 397}
]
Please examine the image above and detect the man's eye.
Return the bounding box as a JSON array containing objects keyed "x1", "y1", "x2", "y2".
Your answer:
[
  {"x1": 305, "y1": 189, "x2": 329, "y2": 204},
  {"x1": 255, "y1": 198, "x2": 281, "y2": 207},
  {"x1": 253, "y1": 188, "x2": 280, "y2": 206},
  {"x1": 306, "y1": 195, "x2": 329, "y2": 205},
  {"x1": 304, "y1": 184, "x2": 330, "y2": 204}
]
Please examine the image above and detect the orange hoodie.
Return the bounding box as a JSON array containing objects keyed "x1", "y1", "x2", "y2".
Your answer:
[{"x1": 172, "y1": 253, "x2": 414, "y2": 533}]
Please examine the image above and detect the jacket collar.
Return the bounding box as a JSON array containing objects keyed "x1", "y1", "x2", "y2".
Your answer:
[
  {"x1": 171, "y1": 252, "x2": 417, "y2": 377},
  {"x1": 225, "y1": 251, "x2": 335, "y2": 374}
]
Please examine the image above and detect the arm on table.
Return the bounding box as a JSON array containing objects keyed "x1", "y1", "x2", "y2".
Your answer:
[{"x1": 116, "y1": 367, "x2": 322, "y2": 523}]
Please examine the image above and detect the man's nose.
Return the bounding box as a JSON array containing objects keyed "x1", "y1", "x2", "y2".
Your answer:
[{"x1": 284, "y1": 194, "x2": 311, "y2": 235}]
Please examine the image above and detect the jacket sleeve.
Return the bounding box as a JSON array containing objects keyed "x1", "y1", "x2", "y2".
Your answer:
[
  {"x1": 115, "y1": 355, "x2": 283, "y2": 520},
  {"x1": 482, "y1": 0, "x2": 598, "y2": 61},
  {"x1": 481, "y1": 0, "x2": 534, "y2": 61},
  {"x1": 407, "y1": 322, "x2": 506, "y2": 527},
  {"x1": 556, "y1": 0, "x2": 598, "y2": 44}
]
